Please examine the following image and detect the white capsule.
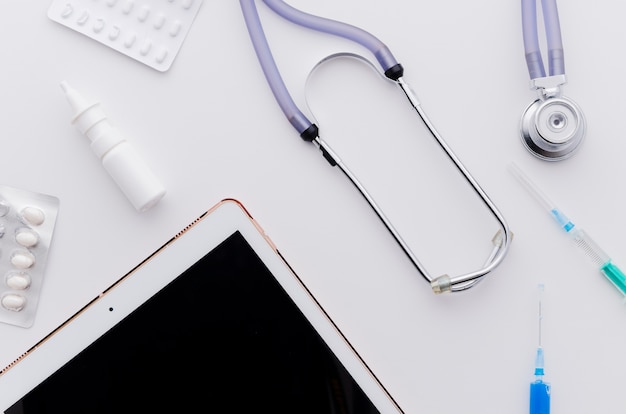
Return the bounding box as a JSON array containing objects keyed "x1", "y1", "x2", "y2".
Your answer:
[
  {"x1": 169, "y1": 20, "x2": 182, "y2": 37},
  {"x1": 6, "y1": 272, "x2": 31, "y2": 290},
  {"x1": 140, "y1": 38, "x2": 152, "y2": 55},
  {"x1": 93, "y1": 18, "x2": 106, "y2": 33},
  {"x1": 153, "y1": 13, "x2": 166, "y2": 30},
  {"x1": 122, "y1": 0, "x2": 134, "y2": 14},
  {"x1": 20, "y1": 206, "x2": 45, "y2": 226},
  {"x1": 155, "y1": 47, "x2": 169, "y2": 64},
  {"x1": 138, "y1": 5, "x2": 150, "y2": 22},
  {"x1": 77, "y1": 10, "x2": 90, "y2": 25},
  {"x1": 109, "y1": 25, "x2": 121, "y2": 41},
  {"x1": 124, "y1": 32, "x2": 137, "y2": 48},
  {"x1": 16, "y1": 228, "x2": 39, "y2": 248},
  {"x1": 11, "y1": 251, "x2": 35, "y2": 269},
  {"x1": 2, "y1": 294, "x2": 26, "y2": 312},
  {"x1": 61, "y1": 3, "x2": 74, "y2": 18}
]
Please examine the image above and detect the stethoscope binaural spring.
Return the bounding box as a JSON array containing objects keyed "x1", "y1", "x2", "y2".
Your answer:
[
  {"x1": 239, "y1": 0, "x2": 512, "y2": 294},
  {"x1": 520, "y1": 0, "x2": 585, "y2": 161}
]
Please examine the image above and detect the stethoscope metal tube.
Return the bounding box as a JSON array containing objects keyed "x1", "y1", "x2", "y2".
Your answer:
[
  {"x1": 313, "y1": 76, "x2": 511, "y2": 293},
  {"x1": 240, "y1": 0, "x2": 512, "y2": 293},
  {"x1": 520, "y1": 0, "x2": 585, "y2": 161},
  {"x1": 395, "y1": 78, "x2": 511, "y2": 292}
]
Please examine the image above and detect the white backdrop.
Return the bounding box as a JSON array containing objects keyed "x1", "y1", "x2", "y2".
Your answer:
[{"x1": 1, "y1": 1, "x2": 625, "y2": 413}]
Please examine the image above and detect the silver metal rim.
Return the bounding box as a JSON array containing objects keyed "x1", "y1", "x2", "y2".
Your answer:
[{"x1": 520, "y1": 96, "x2": 586, "y2": 161}]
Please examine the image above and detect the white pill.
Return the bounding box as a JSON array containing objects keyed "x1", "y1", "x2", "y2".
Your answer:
[
  {"x1": 6, "y1": 272, "x2": 31, "y2": 290},
  {"x1": 122, "y1": 0, "x2": 134, "y2": 14},
  {"x1": 20, "y1": 206, "x2": 45, "y2": 226},
  {"x1": 0, "y1": 200, "x2": 9, "y2": 217},
  {"x1": 15, "y1": 228, "x2": 39, "y2": 248},
  {"x1": 124, "y1": 32, "x2": 136, "y2": 48},
  {"x1": 61, "y1": 3, "x2": 74, "y2": 18},
  {"x1": 77, "y1": 10, "x2": 90, "y2": 25},
  {"x1": 169, "y1": 20, "x2": 182, "y2": 37},
  {"x1": 93, "y1": 18, "x2": 106, "y2": 33},
  {"x1": 138, "y1": 5, "x2": 150, "y2": 22},
  {"x1": 154, "y1": 13, "x2": 166, "y2": 30},
  {"x1": 2, "y1": 294, "x2": 26, "y2": 311},
  {"x1": 109, "y1": 25, "x2": 121, "y2": 41},
  {"x1": 155, "y1": 47, "x2": 169, "y2": 64},
  {"x1": 11, "y1": 251, "x2": 35, "y2": 269},
  {"x1": 140, "y1": 38, "x2": 152, "y2": 55}
]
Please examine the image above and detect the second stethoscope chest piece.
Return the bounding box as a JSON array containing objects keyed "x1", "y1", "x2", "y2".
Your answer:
[{"x1": 520, "y1": 0, "x2": 585, "y2": 161}]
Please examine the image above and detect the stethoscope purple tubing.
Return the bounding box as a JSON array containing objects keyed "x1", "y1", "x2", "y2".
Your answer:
[
  {"x1": 239, "y1": 0, "x2": 401, "y2": 137},
  {"x1": 521, "y1": 0, "x2": 565, "y2": 80}
]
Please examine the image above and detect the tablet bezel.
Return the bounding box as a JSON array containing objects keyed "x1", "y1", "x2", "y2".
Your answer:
[{"x1": 0, "y1": 198, "x2": 403, "y2": 413}]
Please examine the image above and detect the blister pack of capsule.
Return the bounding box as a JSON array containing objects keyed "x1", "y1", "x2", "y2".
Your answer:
[
  {"x1": 0, "y1": 186, "x2": 60, "y2": 328},
  {"x1": 48, "y1": 0, "x2": 204, "y2": 72}
]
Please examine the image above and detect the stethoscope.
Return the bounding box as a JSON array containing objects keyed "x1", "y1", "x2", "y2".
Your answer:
[
  {"x1": 520, "y1": 0, "x2": 585, "y2": 161},
  {"x1": 239, "y1": 0, "x2": 512, "y2": 294}
]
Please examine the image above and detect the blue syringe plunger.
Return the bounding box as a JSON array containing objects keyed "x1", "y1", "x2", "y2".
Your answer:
[
  {"x1": 531, "y1": 347, "x2": 550, "y2": 413},
  {"x1": 530, "y1": 379, "x2": 551, "y2": 414}
]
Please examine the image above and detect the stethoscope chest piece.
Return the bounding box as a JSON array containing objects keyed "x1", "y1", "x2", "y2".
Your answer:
[
  {"x1": 520, "y1": 0, "x2": 584, "y2": 161},
  {"x1": 520, "y1": 95, "x2": 585, "y2": 161}
]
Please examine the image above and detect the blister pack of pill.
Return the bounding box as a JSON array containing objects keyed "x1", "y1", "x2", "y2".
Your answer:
[
  {"x1": 0, "y1": 186, "x2": 60, "y2": 328},
  {"x1": 48, "y1": 0, "x2": 204, "y2": 72}
]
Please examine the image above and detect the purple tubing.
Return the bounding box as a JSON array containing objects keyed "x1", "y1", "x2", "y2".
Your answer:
[
  {"x1": 541, "y1": 0, "x2": 565, "y2": 77},
  {"x1": 521, "y1": 0, "x2": 546, "y2": 79},
  {"x1": 240, "y1": 0, "x2": 313, "y2": 135},
  {"x1": 240, "y1": 0, "x2": 401, "y2": 137},
  {"x1": 262, "y1": 0, "x2": 399, "y2": 73},
  {"x1": 521, "y1": 0, "x2": 565, "y2": 79}
]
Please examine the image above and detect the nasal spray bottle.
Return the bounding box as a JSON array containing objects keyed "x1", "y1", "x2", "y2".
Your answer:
[{"x1": 61, "y1": 81, "x2": 166, "y2": 212}]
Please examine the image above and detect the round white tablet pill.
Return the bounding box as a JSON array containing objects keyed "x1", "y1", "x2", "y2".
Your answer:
[
  {"x1": 11, "y1": 251, "x2": 35, "y2": 269},
  {"x1": 2, "y1": 294, "x2": 26, "y2": 311},
  {"x1": 6, "y1": 272, "x2": 31, "y2": 290},
  {"x1": 20, "y1": 206, "x2": 45, "y2": 226},
  {"x1": 15, "y1": 228, "x2": 39, "y2": 248}
]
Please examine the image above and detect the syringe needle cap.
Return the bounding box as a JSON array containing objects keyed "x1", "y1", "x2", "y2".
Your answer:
[{"x1": 534, "y1": 347, "x2": 545, "y2": 376}]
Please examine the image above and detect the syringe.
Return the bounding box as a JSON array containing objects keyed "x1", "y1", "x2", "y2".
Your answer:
[
  {"x1": 530, "y1": 284, "x2": 550, "y2": 414},
  {"x1": 509, "y1": 162, "x2": 626, "y2": 298}
]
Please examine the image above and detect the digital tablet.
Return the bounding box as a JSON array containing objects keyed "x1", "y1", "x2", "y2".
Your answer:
[{"x1": 0, "y1": 199, "x2": 403, "y2": 413}]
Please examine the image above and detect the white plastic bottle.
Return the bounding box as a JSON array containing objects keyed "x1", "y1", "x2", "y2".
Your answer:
[{"x1": 61, "y1": 81, "x2": 166, "y2": 212}]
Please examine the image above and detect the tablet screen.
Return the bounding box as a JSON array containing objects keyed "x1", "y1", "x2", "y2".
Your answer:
[{"x1": 5, "y1": 231, "x2": 380, "y2": 413}]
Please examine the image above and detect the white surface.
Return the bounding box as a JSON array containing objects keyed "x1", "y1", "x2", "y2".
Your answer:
[{"x1": 0, "y1": 1, "x2": 624, "y2": 413}]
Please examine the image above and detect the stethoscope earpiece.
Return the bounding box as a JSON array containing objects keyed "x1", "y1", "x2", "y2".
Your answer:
[{"x1": 520, "y1": 95, "x2": 585, "y2": 161}]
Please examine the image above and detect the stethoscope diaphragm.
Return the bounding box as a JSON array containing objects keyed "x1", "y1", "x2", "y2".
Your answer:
[{"x1": 520, "y1": 96, "x2": 585, "y2": 161}]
